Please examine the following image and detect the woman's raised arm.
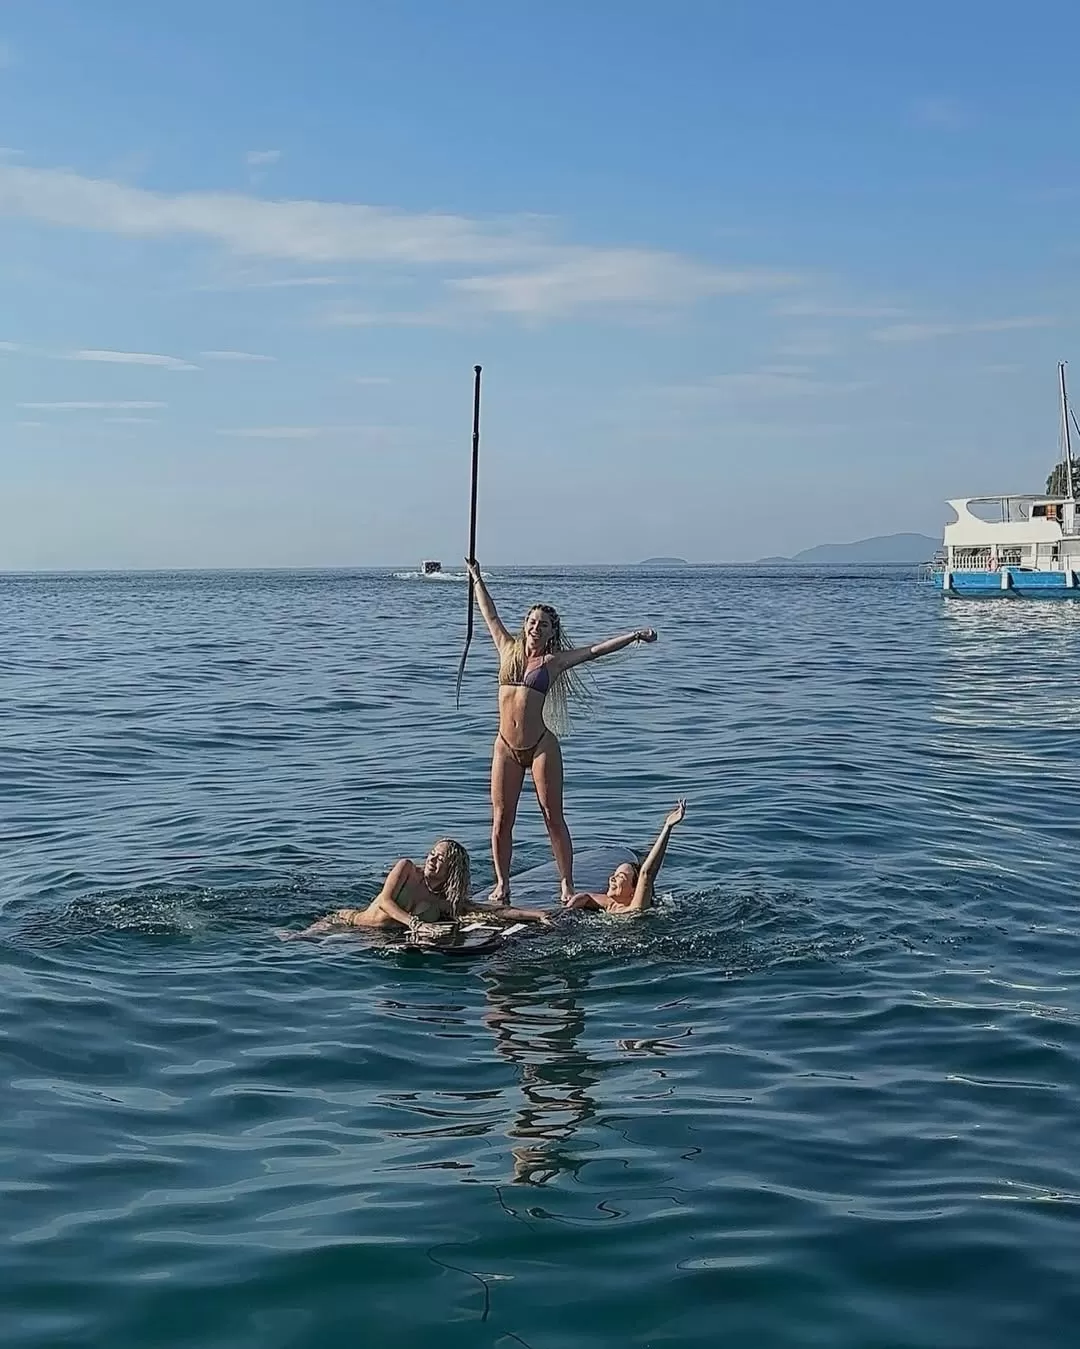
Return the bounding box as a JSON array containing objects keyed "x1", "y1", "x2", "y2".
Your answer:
[
  {"x1": 627, "y1": 800, "x2": 686, "y2": 912},
  {"x1": 549, "y1": 627, "x2": 657, "y2": 674},
  {"x1": 464, "y1": 558, "x2": 513, "y2": 652}
]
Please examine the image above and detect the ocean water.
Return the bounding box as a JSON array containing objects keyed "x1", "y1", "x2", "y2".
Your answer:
[{"x1": 2, "y1": 565, "x2": 1079, "y2": 1349}]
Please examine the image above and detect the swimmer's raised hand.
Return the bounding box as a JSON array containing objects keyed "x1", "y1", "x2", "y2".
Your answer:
[{"x1": 665, "y1": 799, "x2": 687, "y2": 828}]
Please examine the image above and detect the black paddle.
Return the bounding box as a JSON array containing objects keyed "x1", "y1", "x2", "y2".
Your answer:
[{"x1": 455, "y1": 364, "x2": 482, "y2": 708}]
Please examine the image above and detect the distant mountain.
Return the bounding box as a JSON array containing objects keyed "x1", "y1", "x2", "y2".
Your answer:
[
  {"x1": 635, "y1": 556, "x2": 691, "y2": 566},
  {"x1": 758, "y1": 533, "x2": 939, "y2": 565}
]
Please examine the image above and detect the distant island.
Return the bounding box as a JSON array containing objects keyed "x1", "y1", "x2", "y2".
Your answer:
[
  {"x1": 628, "y1": 534, "x2": 940, "y2": 567},
  {"x1": 756, "y1": 533, "x2": 939, "y2": 565}
]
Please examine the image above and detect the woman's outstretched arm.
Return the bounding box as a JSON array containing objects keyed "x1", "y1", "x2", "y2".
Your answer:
[
  {"x1": 549, "y1": 627, "x2": 657, "y2": 674},
  {"x1": 627, "y1": 800, "x2": 686, "y2": 912},
  {"x1": 364, "y1": 859, "x2": 442, "y2": 929},
  {"x1": 464, "y1": 558, "x2": 513, "y2": 651}
]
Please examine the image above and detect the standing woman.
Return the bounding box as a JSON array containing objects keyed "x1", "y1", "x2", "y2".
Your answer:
[{"x1": 464, "y1": 559, "x2": 657, "y2": 904}]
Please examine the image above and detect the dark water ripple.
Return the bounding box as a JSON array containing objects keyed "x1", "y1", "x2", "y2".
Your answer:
[{"x1": 2, "y1": 566, "x2": 1080, "y2": 1348}]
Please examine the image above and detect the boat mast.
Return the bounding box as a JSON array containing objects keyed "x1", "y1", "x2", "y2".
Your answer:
[{"x1": 1059, "y1": 361, "x2": 1076, "y2": 500}]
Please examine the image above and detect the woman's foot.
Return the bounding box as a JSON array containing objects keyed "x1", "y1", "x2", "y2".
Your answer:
[
  {"x1": 489, "y1": 882, "x2": 511, "y2": 905},
  {"x1": 559, "y1": 881, "x2": 575, "y2": 906}
]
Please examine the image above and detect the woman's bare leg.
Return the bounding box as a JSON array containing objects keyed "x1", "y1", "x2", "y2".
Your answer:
[
  {"x1": 491, "y1": 737, "x2": 526, "y2": 902},
  {"x1": 532, "y1": 734, "x2": 574, "y2": 902}
]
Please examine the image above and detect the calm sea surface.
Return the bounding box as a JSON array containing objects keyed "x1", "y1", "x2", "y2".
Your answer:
[{"x1": 2, "y1": 565, "x2": 1079, "y2": 1349}]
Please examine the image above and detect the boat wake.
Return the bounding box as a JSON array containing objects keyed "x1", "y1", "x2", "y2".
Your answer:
[{"x1": 391, "y1": 569, "x2": 470, "y2": 583}]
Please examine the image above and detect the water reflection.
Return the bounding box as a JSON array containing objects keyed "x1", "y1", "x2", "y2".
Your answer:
[
  {"x1": 940, "y1": 594, "x2": 1080, "y2": 642},
  {"x1": 935, "y1": 596, "x2": 1080, "y2": 730},
  {"x1": 481, "y1": 962, "x2": 603, "y2": 1186}
]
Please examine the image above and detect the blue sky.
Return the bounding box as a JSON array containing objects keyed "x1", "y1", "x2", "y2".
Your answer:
[{"x1": 2, "y1": 0, "x2": 1079, "y2": 568}]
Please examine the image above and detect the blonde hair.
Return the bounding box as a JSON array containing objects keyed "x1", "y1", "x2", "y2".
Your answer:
[
  {"x1": 499, "y1": 603, "x2": 589, "y2": 737},
  {"x1": 433, "y1": 838, "x2": 471, "y2": 915}
]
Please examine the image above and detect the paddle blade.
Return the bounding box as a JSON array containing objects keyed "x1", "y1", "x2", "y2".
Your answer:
[
  {"x1": 454, "y1": 650, "x2": 467, "y2": 709},
  {"x1": 455, "y1": 581, "x2": 475, "y2": 708}
]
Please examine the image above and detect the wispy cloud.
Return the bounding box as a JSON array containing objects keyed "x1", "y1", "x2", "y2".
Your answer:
[
  {"x1": 0, "y1": 160, "x2": 801, "y2": 318},
  {"x1": 3, "y1": 342, "x2": 196, "y2": 367},
  {"x1": 872, "y1": 316, "x2": 1056, "y2": 342},
  {"x1": 0, "y1": 161, "x2": 539, "y2": 264},
  {"x1": 350, "y1": 375, "x2": 391, "y2": 385},
  {"x1": 0, "y1": 41, "x2": 15, "y2": 70},
  {"x1": 450, "y1": 250, "x2": 797, "y2": 318},
  {"x1": 198, "y1": 274, "x2": 346, "y2": 291},
  {"x1": 17, "y1": 400, "x2": 167, "y2": 410},
  {"x1": 70, "y1": 349, "x2": 198, "y2": 370},
  {"x1": 105, "y1": 415, "x2": 159, "y2": 423},
  {"x1": 200, "y1": 350, "x2": 275, "y2": 362}
]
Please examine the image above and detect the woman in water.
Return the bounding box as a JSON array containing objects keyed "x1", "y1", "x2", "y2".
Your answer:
[
  {"x1": 285, "y1": 838, "x2": 552, "y2": 939},
  {"x1": 464, "y1": 558, "x2": 658, "y2": 905},
  {"x1": 563, "y1": 800, "x2": 686, "y2": 914}
]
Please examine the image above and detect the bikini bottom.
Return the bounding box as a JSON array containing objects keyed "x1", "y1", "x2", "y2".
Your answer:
[{"x1": 498, "y1": 728, "x2": 551, "y2": 769}]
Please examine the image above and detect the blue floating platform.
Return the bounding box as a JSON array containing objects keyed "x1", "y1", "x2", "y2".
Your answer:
[{"x1": 932, "y1": 568, "x2": 1080, "y2": 599}]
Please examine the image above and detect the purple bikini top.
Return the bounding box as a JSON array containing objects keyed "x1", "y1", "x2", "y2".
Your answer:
[{"x1": 501, "y1": 659, "x2": 551, "y2": 695}]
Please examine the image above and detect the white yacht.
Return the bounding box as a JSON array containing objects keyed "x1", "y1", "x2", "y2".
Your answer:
[{"x1": 928, "y1": 363, "x2": 1080, "y2": 597}]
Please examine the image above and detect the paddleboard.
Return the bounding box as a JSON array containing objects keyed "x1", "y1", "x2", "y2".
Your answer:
[
  {"x1": 389, "y1": 920, "x2": 528, "y2": 958},
  {"x1": 383, "y1": 846, "x2": 637, "y2": 959},
  {"x1": 467, "y1": 845, "x2": 638, "y2": 907}
]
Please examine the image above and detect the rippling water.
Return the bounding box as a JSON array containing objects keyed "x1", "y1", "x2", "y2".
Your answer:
[{"x1": 2, "y1": 566, "x2": 1079, "y2": 1348}]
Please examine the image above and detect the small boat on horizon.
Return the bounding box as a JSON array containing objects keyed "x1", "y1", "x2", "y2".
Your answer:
[
  {"x1": 391, "y1": 559, "x2": 470, "y2": 582},
  {"x1": 925, "y1": 362, "x2": 1080, "y2": 597}
]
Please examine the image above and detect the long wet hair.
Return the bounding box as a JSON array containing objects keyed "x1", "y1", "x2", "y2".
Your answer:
[
  {"x1": 432, "y1": 838, "x2": 471, "y2": 915},
  {"x1": 499, "y1": 602, "x2": 588, "y2": 737}
]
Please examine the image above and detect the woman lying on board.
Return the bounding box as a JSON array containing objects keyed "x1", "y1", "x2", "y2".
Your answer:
[
  {"x1": 282, "y1": 838, "x2": 553, "y2": 940},
  {"x1": 562, "y1": 800, "x2": 686, "y2": 915}
]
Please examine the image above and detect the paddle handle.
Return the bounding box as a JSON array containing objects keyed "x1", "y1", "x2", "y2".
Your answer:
[
  {"x1": 455, "y1": 365, "x2": 482, "y2": 708},
  {"x1": 467, "y1": 364, "x2": 481, "y2": 567}
]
